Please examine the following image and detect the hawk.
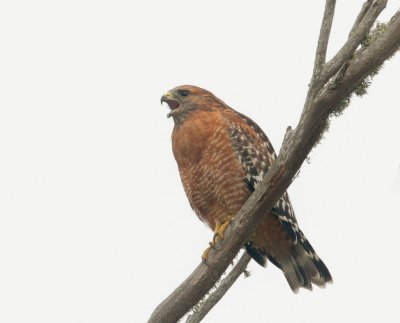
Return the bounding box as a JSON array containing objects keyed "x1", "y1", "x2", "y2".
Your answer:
[{"x1": 161, "y1": 85, "x2": 332, "y2": 292}]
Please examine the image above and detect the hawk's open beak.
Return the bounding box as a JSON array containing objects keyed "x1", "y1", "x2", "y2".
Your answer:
[{"x1": 161, "y1": 92, "x2": 181, "y2": 118}]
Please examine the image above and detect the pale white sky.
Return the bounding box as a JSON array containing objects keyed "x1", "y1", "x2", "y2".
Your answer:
[{"x1": 1, "y1": 1, "x2": 399, "y2": 322}]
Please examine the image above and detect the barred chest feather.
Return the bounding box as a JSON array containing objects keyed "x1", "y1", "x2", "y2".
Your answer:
[{"x1": 171, "y1": 110, "x2": 250, "y2": 228}]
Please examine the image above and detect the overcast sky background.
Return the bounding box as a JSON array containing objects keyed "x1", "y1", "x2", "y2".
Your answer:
[{"x1": 1, "y1": 1, "x2": 400, "y2": 322}]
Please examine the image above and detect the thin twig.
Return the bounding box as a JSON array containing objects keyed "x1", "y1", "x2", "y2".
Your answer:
[
  {"x1": 303, "y1": 0, "x2": 336, "y2": 119},
  {"x1": 349, "y1": 0, "x2": 374, "y2": 38},
  {"x1": 320, "y1": 0, "x2": 387, "y2": 86},
  {"x1": 185, "y1": 252, "x2": 252, "y2": 323},
  {"x1": 301, "y1": 0, "x2": 387, "y2": 121},
  {"x1": 313, "y1": 0, "x2": 336, "y2": 79}
]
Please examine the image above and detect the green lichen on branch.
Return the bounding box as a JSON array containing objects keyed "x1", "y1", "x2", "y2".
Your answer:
[
  {"x1": 303, "y1": 22, "x2": 396, "y2": 158},
  {"x1": 185, "y1": 277, "x2": 222, "y2": 319},
  {"x1": 310, "y1": 21, "x2": 399, "y2": 152},
  {"x1": 184, "y1": 251, "x2": 246, "y2": 320},
  {"x1": 310, "y1": 118, "x2": 330, "y2": 150},
  {"x1": 330, "y1": 22, "x2": 391, "y2": 118},
  {"x1": 361, "y1": 22, "x2": 387, "y2": 47},
  {"x1": 330, "y1": 95, "x2": 350, "y2": 117}
]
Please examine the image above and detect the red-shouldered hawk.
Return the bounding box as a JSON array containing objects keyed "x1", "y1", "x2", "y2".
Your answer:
[{"x1": 161, "y1": 85, "x2": 332, "y2": 293}]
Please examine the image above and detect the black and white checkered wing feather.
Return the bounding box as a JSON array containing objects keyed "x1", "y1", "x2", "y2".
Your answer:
[
  {"x1": 228, "y1": 111, "x2": 300, "y2": 241},
  {"x1": 228, "y1": 110, "x2": 332, "y2": 291}
]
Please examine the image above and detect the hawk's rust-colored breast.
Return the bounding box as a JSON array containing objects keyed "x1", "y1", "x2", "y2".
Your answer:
[{"x1": 172, "y1": 109, "x2": 250, "y2": 229}]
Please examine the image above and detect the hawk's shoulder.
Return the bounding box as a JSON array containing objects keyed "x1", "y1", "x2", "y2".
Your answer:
[
  {"x1": 221, "y1": 108, "x2": 301, "y2": 242},
  {"x1": 220, "y1": 108, "x2": 276, "y2": 191}
]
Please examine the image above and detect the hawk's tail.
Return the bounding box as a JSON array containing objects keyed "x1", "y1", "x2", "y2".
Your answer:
[
  {"x1": 246, "y1": 233, "x2": 332, "y2": 293},
  {"x1": 280, "y1": 235, "x2": 332, "y2": 293}
]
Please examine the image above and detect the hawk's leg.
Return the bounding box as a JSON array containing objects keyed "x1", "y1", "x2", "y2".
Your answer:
[
  {"x1": 201, "y1": 241, "x2": 217, "y2": 262},
  {"x1": 202, "y1": 217, "x2": 233, "y2": 262},
  {"x1": 213, "y1": 218, "x2": 232, "y2": 243}
]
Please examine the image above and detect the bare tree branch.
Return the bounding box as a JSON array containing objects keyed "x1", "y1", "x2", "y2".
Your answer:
[
  {"x1": 185, "y1": 252, "x2": 252, "y2": 323},
  {"x1": 312, "y1": 0, "x2": 336, "y2": 78},
  {"x1": 149, "y1": 5, "x2": 400, "y2": 323},
  {"x1": 302, "y1": 0, "x2": 387, "y2": 122},
  {"x1": 322, "y1": 9, "x2": 400, "y2": 101},
  {"x1": 304, "y1": 0, "x2": 337, "y2": 124},
  {"x1": 320, "y1": 0, "x2": 387, "y2": 87},
  {"x1": 349, "y1": 0, "x2": 375, "y2": 37}
]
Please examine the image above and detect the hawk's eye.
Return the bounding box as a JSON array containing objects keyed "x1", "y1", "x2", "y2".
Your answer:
[{"x1": 178, "y1": 90, "x2": 189, "y2": 97}]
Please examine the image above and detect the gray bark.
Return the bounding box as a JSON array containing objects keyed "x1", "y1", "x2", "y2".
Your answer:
[{"x1": 185, "y1": 253, "x2": 252, "y2": 323}]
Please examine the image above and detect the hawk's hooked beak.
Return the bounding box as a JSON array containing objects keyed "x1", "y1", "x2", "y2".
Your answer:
[{"x1": 161, "y1": 92, "x2": 181, "y2": 118}]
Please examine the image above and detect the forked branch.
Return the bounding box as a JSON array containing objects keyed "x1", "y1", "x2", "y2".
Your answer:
[
  {"x1": 312, "y1": 0, "x2": 336, "y2": 79},
  {"x1": 320, "y1": 0, "x2": 387, "y2": 87},
  {"x1": 149, "y1": 2, "x2": 400, "y2": 322}
]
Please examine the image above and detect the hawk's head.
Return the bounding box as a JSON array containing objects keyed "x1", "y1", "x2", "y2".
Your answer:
[{"x1": 161, "y1": 85, "x2": 228, "y2": 124}]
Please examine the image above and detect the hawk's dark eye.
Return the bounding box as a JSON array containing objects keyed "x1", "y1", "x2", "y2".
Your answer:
[{"x1": 178, "y1": 90, "x2": 189, "y2": 97}]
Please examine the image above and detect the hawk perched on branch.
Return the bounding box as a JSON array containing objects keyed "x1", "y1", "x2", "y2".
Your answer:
[{"x1": 161, "y1": 85, "x2": 332, "y2": 293}]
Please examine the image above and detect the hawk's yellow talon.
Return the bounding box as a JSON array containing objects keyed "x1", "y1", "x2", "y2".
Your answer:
[
  {"x1": 201, "y1": 241, "x2": 216, "y2": 262},
  {"x1": 202, "y1": 217, "x2": 233, "y2": 261},
  {"x1": 213, "y1": 217, "x2": 232, "y2": 243}
]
